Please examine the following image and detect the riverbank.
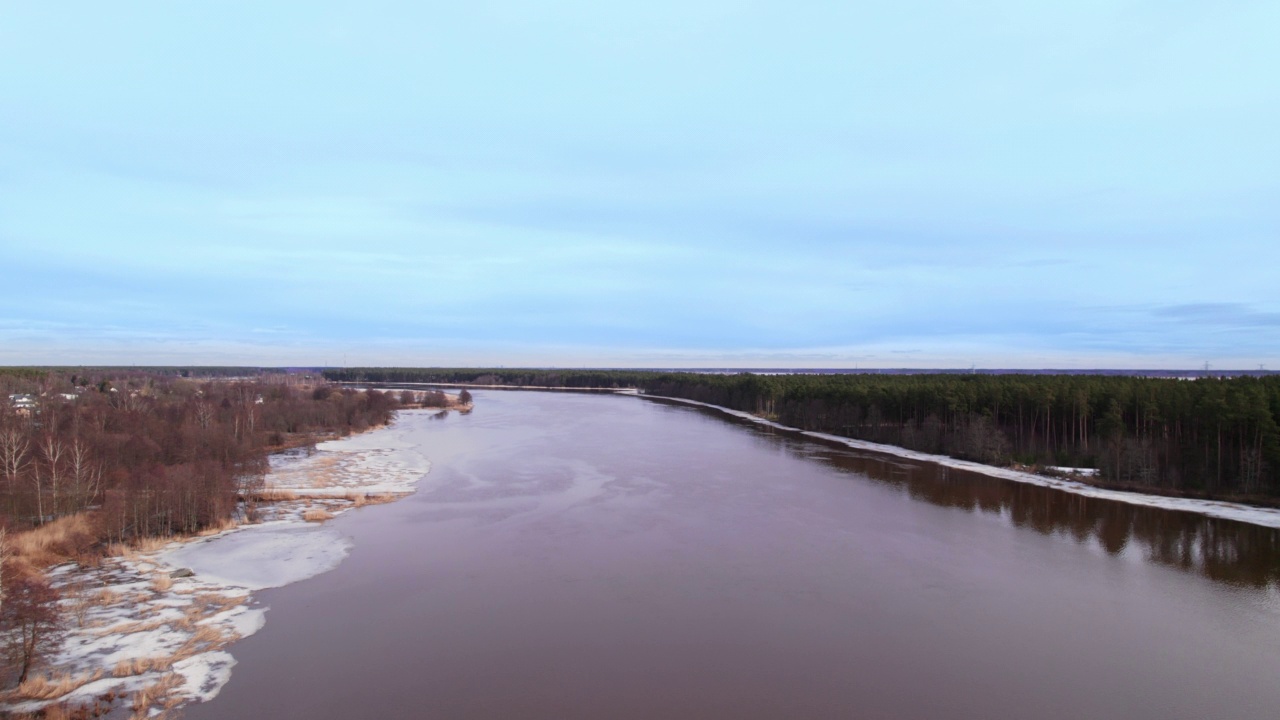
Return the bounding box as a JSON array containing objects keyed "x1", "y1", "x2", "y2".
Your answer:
[
  {"x1": 637, "y1": 392, "x2": 1280, "y2": 530},
  {"x1": 0, "y1": 408, "x2": 440, "y2": 718}
]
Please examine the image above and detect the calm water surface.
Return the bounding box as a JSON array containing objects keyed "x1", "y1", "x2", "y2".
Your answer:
[{"x1": 188, "y1": 391, "x2": 1280, "y2": 719}]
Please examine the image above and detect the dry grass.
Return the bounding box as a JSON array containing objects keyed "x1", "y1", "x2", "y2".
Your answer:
[
  {"x1": 60, "y1": 579, "x2": 95, "y2": 627},
  {"x1": 151, "y1": 573, "x2": 173, "y2": 593},
  {"x1": 110, "y1": 627, "x2": 228, "y2": 689},
  {"x1": 271, "y1": 455, "x2": 344, "y2": 487},
  {"x1": 107, "y1": 542, "x2": 138, "y2": 560},
  {"x1": 196, "y1": 516, "x2": 240, "y2": 537},
  {"x1": 110, "y1": 626, "x2": 228, "y2": 693},
  {"x1": 252, "y1": 488, "x2": 299, "y2": 502},
  {"x1": 132, "y1": 536, "x2": 173, "y2": 553},
  {"x1": 174, "y1": 625, "x2": 227, "y2": 659},
  {"x1": 129, "y1": 672, "x2": 182, "y2": 720},
  {"x1": 40, "y1": 704, "x2": 74, "y2": 720},
  {"x1": 15, "y1": 670, "x2": 103, "y2": 700},
  {"x1": 341, "y1": 491, "x2": 402, "y2": 508},
  {"x1": 302, "y1": 507, "x2": 335, "y2": 522},
  {"x1": 112, "y1": 656, "x2": 172, "y2": 677},
  {"x1": 98, "y1": 618, "x2": 168, "y2": 636},
  {"x1": 185, "y1": 592, "x2": 244, "y2": 623},
  {"x1": 8, "y1": 513, "x2": 100, "y2": 573},
  {"x1": 74, "y1": 551, "x2": 104, "y2": 569},
  {"x1": 166, "y1": 612, "x2": 196, "y2": 632}
]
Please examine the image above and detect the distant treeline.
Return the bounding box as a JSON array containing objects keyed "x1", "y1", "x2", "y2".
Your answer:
[
  {"x1": 325, "y1": 367, "x2": 655, "y2": 388},
  {"x1": 1, "y1": 367, "x2": 323, "y2": 380},
  {"x1": 325, "y1": 368, "x2": 655, "y2": 386},
  {"x1": 327, "y1": 368, "x2": 1280, "y2": 499}
]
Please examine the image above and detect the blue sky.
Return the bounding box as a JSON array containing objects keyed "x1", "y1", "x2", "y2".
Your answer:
[{"x1": 1, "y1": 2, "x2": 1277, "y2": 368}]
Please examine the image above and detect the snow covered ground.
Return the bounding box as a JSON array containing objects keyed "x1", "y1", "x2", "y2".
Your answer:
[
  {"x1": 639, "y1": 393, "x2": 1280, "y2": 530},
  {"x1": 3, "y1": 409, "x2": 435, "y2": 716}
]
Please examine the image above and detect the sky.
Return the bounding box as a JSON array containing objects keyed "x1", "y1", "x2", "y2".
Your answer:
[{"x1": 1, "y1": 2, "x2": 1277, "y2": 369}]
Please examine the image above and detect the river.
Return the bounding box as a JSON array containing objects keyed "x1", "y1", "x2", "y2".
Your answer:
[{"x1": 185, "y1": 390, "x2": 1280, "y2": 719}]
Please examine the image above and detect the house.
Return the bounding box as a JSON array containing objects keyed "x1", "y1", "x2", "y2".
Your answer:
[{"x1": 8, "y1": 393, "x2": 37, "y2": 416}]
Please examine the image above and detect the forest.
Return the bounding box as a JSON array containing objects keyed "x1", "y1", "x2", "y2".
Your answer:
[
  {"x1": 327, "y1": 368, "x2": 1280, "y2": 500},
  {"x1": 1, "y1": 369, "x2": 398, "y2": 542}
]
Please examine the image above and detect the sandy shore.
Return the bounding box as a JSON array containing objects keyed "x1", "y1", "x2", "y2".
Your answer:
[{"x1": 2, "y1": 409, "x2": 438, "y2": 717}]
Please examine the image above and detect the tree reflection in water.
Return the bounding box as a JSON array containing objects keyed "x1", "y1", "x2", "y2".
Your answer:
[{"x1": 734, "y1": 413, "x2": 1280, "y2": 590}]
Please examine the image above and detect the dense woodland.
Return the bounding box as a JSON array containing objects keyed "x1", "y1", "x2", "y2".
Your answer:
[
  {"x1": 328, "y1": 368, "x2": 1280, "y2": 500},
  {"x1": 0, "y1": 369, "x2": 398, "y2": 541}
]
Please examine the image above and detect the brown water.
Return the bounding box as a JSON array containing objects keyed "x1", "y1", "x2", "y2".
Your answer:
[{"x1": 187, "y1": 391, "x2": 1280, "y2": 719}]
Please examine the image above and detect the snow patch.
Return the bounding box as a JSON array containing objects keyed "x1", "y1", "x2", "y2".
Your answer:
[
  {"x1": 173, "y1": 651, "x2": 237, "y2": 703},
  {"x1": 159, "y1": 524, "x2": 352, "y2": 591}
]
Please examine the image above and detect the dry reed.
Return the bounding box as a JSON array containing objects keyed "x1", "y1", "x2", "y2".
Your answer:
[
  {"x1": 112, "y1": 656, "x2": 171, "y2": 677},
  {"x1": 302, "y1": 507, "x2": 335, "y2": 522},
  {"x1": 253, "y1": 488, "x2": 299, "y2": 502},
  {"x1": 15, "y1": 670, "x2": 103, "y2": 701},
  {"x1": 340, "y1": 491, "x2": 401, "y2": 508}
]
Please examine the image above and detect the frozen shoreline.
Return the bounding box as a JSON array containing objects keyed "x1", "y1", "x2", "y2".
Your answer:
[
  {"x1": 635, "y1": 392, "x2": 1280, "y2": 530},
  {"x1": 3, "y1": 410, "x2": 436, "y2": 716}
]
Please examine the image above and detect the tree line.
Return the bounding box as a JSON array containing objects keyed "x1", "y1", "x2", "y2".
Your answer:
[
  {"x1": 324, "y1": 367, "x2": 655, "y2": 389},
  {"x1": 1, "y1": 371, "x2": 399, "y2": 541},
  {"x1": 326, "y1": 368, "x2": 1280, "y2": 500}
]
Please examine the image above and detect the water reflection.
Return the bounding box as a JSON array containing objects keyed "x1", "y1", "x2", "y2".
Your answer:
[{"x1": 666, "y1": 401, "x2": 1280, "y2": 589}]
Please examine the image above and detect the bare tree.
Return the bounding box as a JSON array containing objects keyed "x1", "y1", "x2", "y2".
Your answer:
[
  {"x1": 67, "y1": 437, "x2": 102, "y2": 512},
  {"x1": 194, "y1": 400, "x2": 215, "y2": 431},
  {"x1": 37, "y1": 434, "x2": 66, "y2": 521},
  {"x1": 0, "y1": 528, "x2": 6, "y2": 620},
  {"x1": 1, "y1": 574, "x2": 65, "y2": 686},
  {"x1": 0, "y1": 428, "x2": 29, "y2": 495}
]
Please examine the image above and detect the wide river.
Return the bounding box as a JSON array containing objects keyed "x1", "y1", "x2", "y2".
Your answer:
[{"x1": 188, "y1": 391, "x2": 1280, "y2": 719}]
